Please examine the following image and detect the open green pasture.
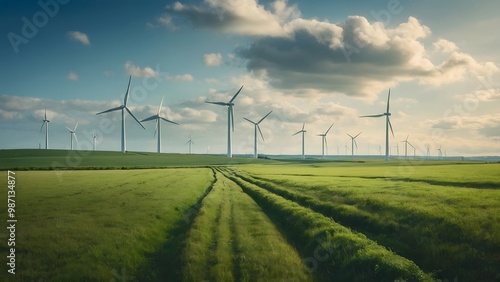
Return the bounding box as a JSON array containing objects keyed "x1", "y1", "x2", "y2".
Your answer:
[
  {"x1": 1, "y1": 149, "x2": 498, "y2": 281},
  {"x1": 0, "y1": 149, "x2": 272, "y2": 170}
]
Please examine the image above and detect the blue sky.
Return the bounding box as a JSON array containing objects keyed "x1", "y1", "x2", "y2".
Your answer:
[{"x1": 1, "y1": 0, "x2": 499, "y2": 156}]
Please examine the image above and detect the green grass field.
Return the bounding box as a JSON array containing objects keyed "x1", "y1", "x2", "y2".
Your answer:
[{"x1": 0, "y1": 150, "x2": 499, "y2": 281}]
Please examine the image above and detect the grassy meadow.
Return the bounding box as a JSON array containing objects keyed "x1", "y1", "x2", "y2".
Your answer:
[{"x1": 0, "y1": 149, "x2": 499, "y2": 281}]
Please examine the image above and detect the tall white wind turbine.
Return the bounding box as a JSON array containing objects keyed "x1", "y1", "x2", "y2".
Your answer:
[
  {"x1": 243, "y1": 111, "x2": 272, "y2": 159},
  {"x1": 66, "y1": 122, "x2": 78, "y2": 150},
  {"x1": 186, "y1": 134, "x2": 194, "y2": 154},
  {"x1": 141, "y1": 97, "x2": 179, "y2": 153},
  {"x1": 96, "y1": 76, "x2": 145, "y2": 153},
  {"x1": 205, "y1": 85, "x2": 244, "y2": 158},
  {"x1": 360, "y1": 89, "x2": 394, "y2": 161},
  {"x1": 317, "y1": 123, "x2": 334, "y2": 158},
  {"x1": 40, "y1": 108, "x2": 50, "y2": 149},
  {"x1": 293, "y1": 123, "x2": 307, "y2": 159},
  {"x1": 347, "y1": 132, "x2": 362, "y2": 156}
]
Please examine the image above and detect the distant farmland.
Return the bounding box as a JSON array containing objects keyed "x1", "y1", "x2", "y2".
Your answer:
[{"x1": 0, "y1": 149, "x2": 498, "y2": 281}]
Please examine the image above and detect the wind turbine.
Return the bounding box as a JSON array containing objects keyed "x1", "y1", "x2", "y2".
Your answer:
[
  {"x1": 66, "y1": 122, "x2": 78, "y2": 150},
  {"x1": 92, "y1": 132, "x2": 97, "y2": 151},
  {"x1": 186, "y1": 134, "x2": 194, "y2": 154},
  {"x1": 437, "y1": 146, "x2": 443, "y2": 159},
  {"x1": 347, "y1": 132, "x2": 362, "y2": 156},
  {"x1": 292, "y1": 123, "x2": 307, "y2": 159},
  {"x1": 360, "y1": 89, "x2": 394, "y2": 161},
  {"x1": 317, "y1": 123, "x2": 334, "y2": 158},
  {"x1": 96, "y1": 76, "x2": 145, "y2": 153},
  {"x1": 141, "y1": 97, "x2": 179, "y2": 153},
  {"x1": 426, "y1": 146, "x2": 430, "y2": 158},
  {"x1": 401, "y1": 135, "x2": 414, "y2": 158},
  {"x1": 243, "y1": 111, "x2": 272, "y2": 159},
  {"x1": 205, "y1": 85, "x2": 244, "y2": 158},
  {"x1": 345, "y1": 144, "x2": 349, "y2": 155},
  {"x1": 40, "y1": 108, "x2": 50, "y2": 149}
]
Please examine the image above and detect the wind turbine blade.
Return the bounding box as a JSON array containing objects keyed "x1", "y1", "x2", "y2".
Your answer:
[
  {"x1": 125, "y1": 107, "x2": 145, "y2": 129},
  {"x1": 141, "y1": 115, "x2": 158, "y2": 122},
  {"x1": 40, "y1": 121, "x2": 45, "y2": 133},
  {"x1": 359, "y1": 114, "x2": 384, "y2": 118},
  {"x1": 257, "y1": 110, "x2": 273, "y2": 124},
  {"x1": 302, "y1": 123, "x2": 305, "y2": 131},
  {"x1": 124, "y1": 75, "x2": 132, "y2": 106},
  {"x1": 355, "y1": 131, "x2": 362, "y2": 138},
  {"x1": 354, "y1": 139, "x2": 358, "y2": 149},
  {"x1": 66, "y1": 127, "x2": 72, "y2": 132},
  {"x1": 257, "y1": 124, "x2": 265, "y2": 141},
  {"x1": 230, "y1": 107, "x2": 234, "y2": 132},
  {"x1": 292, "y1": 130, "x2": 301, "y2": 136},
  {"x1": 386, "y1": 89, "x2": 391, "y2": 113},
  {"x1": 325, "y1": 137, "x2": 328, "y2": 154},
  {"x1": 229, "y1": 85, "x2": 244, "y2": 103},
  {"x1": 74, "y1": 122, "x2": 78, "y2": 132},
  {"x1": 388, "y1": 118, "x2": 395, "y2": 137},
  {"x1": 96, "y1": 106, "x2": 123, "y2": 115},
  {"x1": 160, "y1": 117, "x2": 179, "y2": 125},
  {"x1": 44, "y1": 108, "x2": 47, "y2": 120},
  {"x1": 205, "y1": 101, "x2": 229, "y2": 106},
  {"x1": 347, "y1": 133, "x2": 353, "y2": 138},
  {"x1": 73, "y1": 133, "x2": 78, "y2": 144},
  {"x1": 154, "y1": 119, "x2": 158, "y2": 137},
  {"x1": 243, "y1": 117, "x2": 256, "y2": 124},
  {"x1": 405, "y1": 134, "x2": 409, "y2": 141},
  {"x1": 325, "y1": 123, "x2": 334, "y2": 135},
  {"x1": 158, "y1": 97, "x2": 164, "y2": 115}
]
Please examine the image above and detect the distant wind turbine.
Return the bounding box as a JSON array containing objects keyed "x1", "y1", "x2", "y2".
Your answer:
[
  {"x1": 318, "y1": 123, "x2": 334, "y2": 158},
  {"x1": 40, "y1": 108, "x2": 50, "y2": 149},
  {"x1": 66, "y1": 122, "x2": 78, "y2": 150},
  {"x1": 96, "y1": 76, "x2": 145, "y2": 153},
  {"x1": 141, "y1": 97, "x2": 179, "y2": 153},
  {"x1": 293, "y1": 123, "x2": 307, "y2": 159},
  {"x1": 186, "y1": 134, "x2": 194, "y2": 154},
  {"x1": 437, "y1": 146, "x2": 443, "y2": 159},
  {"x1": 360, "y1": 89, "x2": 394, "y2": 161},
  {"x1": 345, "y1": 144, "x2": 349, "y2": 155},
  {"x1": 205, "y1": 85, "x2": 244, "y2": 158},
  {"x1": 244, "y1": 110, "x2": 272, "y2": 159},
  {"x1": 401, "y1": 135, "x2": 414, "y2": 158},
  {"x1": 92, "y1": 132, "x2": 97, "y2": 151},
  {"x1": 426, "y1": 146, "x2": 430, "y2": 157},
  {"x1": 347, "y1": 132, "x2": 362, "y2": 156}
]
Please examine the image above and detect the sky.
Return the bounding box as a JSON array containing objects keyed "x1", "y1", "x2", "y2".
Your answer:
[{"x1": 1, "y1": 0, "x2": 499, "y2": 156}]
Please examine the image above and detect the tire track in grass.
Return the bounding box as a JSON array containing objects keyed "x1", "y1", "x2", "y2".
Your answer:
[
  {"x1": 136, "y1": 168, "x2": 217, "y2": 281},
  {"x1": 218, "y1": 167, "x2": 436, "y2": 281},
  {"x1": 182, "y1": 168, "x2": 311, "y2": 281}
]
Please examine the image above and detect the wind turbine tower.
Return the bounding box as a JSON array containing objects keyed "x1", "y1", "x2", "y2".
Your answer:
[
  {"x1": 347, "y1": 132, "x2": 362, "y2": 156},
  {"x1": 293, "y1": 123, "x2": 307, "y2": 159},
  {"x1": 40, "y1": 109, "x2": 50, "y2": 149},
  {"x1": 141, "y1": 97, "x2": 179, "y2": 153},
  {"x1": 186, "y1": 134, "x2": 194, "y2": 154},
  {"x1": 205, "y1": 86, "x2": 244, "y2": 157},
  {"x1": 244, "y1": 111, "x2": 272, "y2": 159},
  {"x1": 401, "y1": 135, "x2": 414, "y2": 158},
  {"x1": 92, "y1": 132, "x2": 97, "y2": 151},
  {"x1": 66, "y1": 122, "x2": 78, "y2": 150},
  {"x1": 318, "y1": 123, "x2": 334, "y2": 158},
  {"x1": 360, "y1": 89, "x2": 394, "y2": 161},
  {"x1": 96, "y1": 76, "x2": 145, "y2": 153}
]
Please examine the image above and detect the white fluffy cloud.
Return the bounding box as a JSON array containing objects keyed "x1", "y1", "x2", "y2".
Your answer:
[
  {"x1": 168, "y1": 0, "x2": 299, "y2": 36},
  {"x1": 67, "y1": 31, "x2": 90, "y2": 45},
  {"x1": 125, "y1": 61, "x2": 159, "y2": 77},
  {"x1": 165, "y1": 74, "x2": 194, "y2": 81},
  {"x1": 204, "y1": 53, "x2": 223, "y2": 66}
]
